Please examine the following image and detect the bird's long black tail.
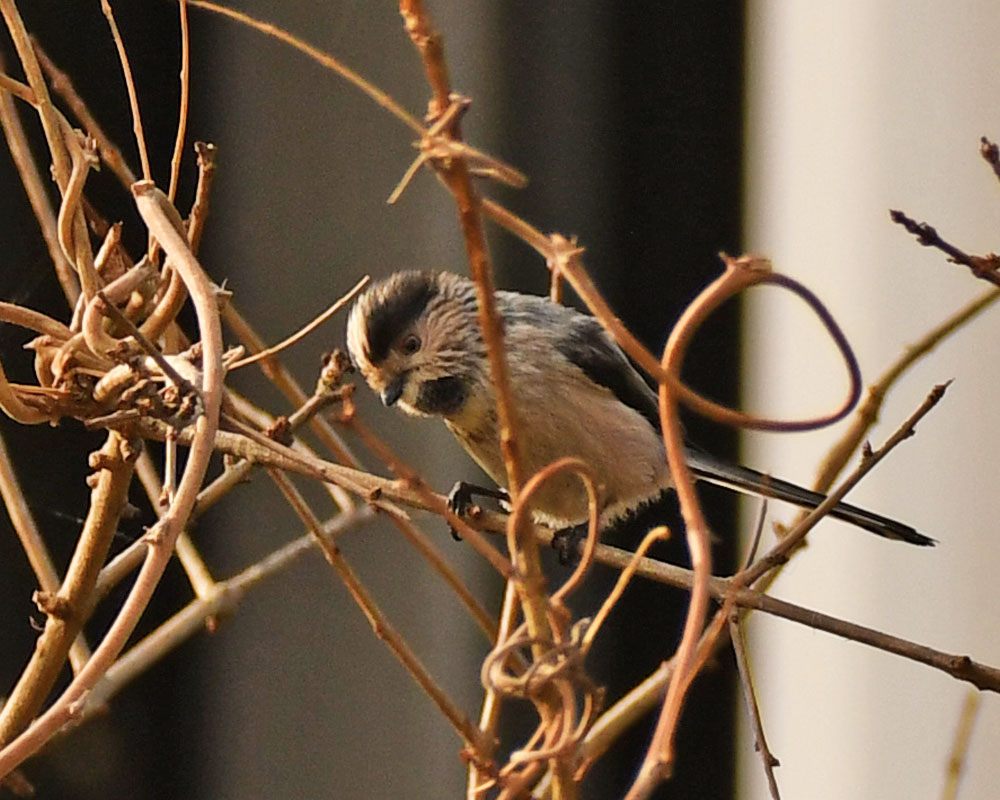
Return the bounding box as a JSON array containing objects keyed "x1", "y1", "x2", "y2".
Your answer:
[{"x1": 685, "y1": 450, "x2": 934, "y2": 546}]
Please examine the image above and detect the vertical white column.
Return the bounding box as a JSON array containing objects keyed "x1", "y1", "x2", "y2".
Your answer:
[{"x1": 742, "y1": 3, "x2": 1000, "y2": 799}]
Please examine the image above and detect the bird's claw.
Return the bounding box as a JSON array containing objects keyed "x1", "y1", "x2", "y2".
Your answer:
[
  {"x1": 446, "y1": 482, "x2": 475, "y2": 540},
  {"x1": 551, "y1": 524, "x2": 586, "y2": 566},
  {"x1": 446, "y1": 482, "x2": 510, "y2": 541}
]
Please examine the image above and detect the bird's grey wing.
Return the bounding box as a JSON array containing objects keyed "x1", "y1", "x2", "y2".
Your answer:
[{"x1": 555, "y1": 315, "x2": 661, "y2": 431}]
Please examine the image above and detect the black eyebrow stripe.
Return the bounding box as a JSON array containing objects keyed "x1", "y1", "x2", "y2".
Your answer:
[{"x1": 364, "y1": 272, "x2": 439, "y2": 364}]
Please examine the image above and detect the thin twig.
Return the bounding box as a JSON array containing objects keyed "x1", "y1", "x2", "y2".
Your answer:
[
  {"x1": 135, "y1": 451, "x2": 216, "y2": 600},
  {"x1": 0, "y1": 0, "x2": 72, "y2": 188},
  {"x1": 0, "y1": 433, "x2": 136, "y2": 752},
  {"x1": 79, "y1": 506, "x2": 375, "y2": 724},
  {"x1": 813, "y1": 287, "x2": 999, "y2": 493},
  {"x1": 0, "y1": 430, "x2": 92, "y2": 675},
  {"x1": 742, "y1": 382, "x2": 948, "y2": 587},
  {"x1": 229, "y1": 276, "x2": 370, "y2": 370},
  {"x1": 891, "y1": 209, "x2": 1000, "y2": 287},
  {"x1": 730, "y1": 614, "x2": 781, "y2": 800},
  {"x1": 221, "y1": 302, "x2": 360, "y2": 475},
  {"x1": 980, "y1": 136, "x2": 1000, "y2": 183},
  {"x1": 99, "y1": 0, "x2": 151, "y2": 183},
  {"x1": 581, "y1": 526, "x2": 669, "y2": 651},
  {"x1": 32, "y1": 37, "x2": 137, "y2": 188},
  {"x1": 0, "y1": 61, "x2": 78, "y2": 302},
  {"x1": 186, "y1": 141, "x2": 217, "y2": 254},
  {"x1": 268, "y1": 469, "x2": 491, "y2": 757},
  {"x1": 941, "y1": 691, "x2": 981, "y2": 800},
  {"x1": 128, "y1": 416, "x2": 1000, "y2": 693},
  {"x1": 0, "y1": 182, "x2": 225, "y2": 780},
  {"x1": 167, "y1": 0, "x2": 190, "y2": 203},
  {"x1": 187, "y1": 0, "x2": 423, "y2": 134}
]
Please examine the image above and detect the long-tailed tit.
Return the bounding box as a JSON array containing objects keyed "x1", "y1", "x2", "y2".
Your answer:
[{"x1": 346, "y1": 270, "x2": 933, "y2": 547}]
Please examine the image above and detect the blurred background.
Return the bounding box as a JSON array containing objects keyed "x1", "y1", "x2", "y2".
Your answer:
[{"x1": 0, "y1": 2, "x2": 997, "y2": 798}]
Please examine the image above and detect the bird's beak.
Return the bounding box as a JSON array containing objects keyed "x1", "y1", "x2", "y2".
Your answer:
[{"x1": 381, "y1": 376, "x2": 404, "y2": 407}]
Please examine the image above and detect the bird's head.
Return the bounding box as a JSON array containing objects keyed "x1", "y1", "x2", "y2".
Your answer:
[{"x1": 346, "y1": 271, "x2": 485, "y2": 419}]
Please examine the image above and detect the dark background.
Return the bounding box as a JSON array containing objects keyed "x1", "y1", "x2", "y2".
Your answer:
[{"x1": 0, "y1": 3, "x2": 743, "y2": 797}]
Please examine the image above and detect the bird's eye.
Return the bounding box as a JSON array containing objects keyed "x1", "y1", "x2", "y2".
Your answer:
[{"x1": 400, "y1": 334, "x2": 422, "y2": 355}]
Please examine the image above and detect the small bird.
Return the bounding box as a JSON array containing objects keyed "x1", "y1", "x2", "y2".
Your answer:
[{"x1": 346, "y1": 270, "x2": 933, "y2": 548}]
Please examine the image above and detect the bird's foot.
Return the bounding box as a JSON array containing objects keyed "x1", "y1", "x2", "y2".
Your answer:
[
  {"x1": 551, "y1": 523, "x2": 587, "y2": 566},
  {"x1": 446, "y1": 481, "x2": 509, "y2": 541}
]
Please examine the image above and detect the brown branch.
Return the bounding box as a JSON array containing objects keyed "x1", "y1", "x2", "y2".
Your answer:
[
  {"x1": 167, "y1": 0, "x2": 190, "y2": 202},
  {"x1": 0, "y1": 432, "x2": 137, "y2": 751},
  {"x1": 623, "y1": 249, "x2": 860, "y2": 797},
  {"x1": 730, "y1": 615, "x2": 781, "y2": 800},
  {"x1": 32, "y1": 37, "x2": 136, "y2": 188},
  {"x1": 0, "y1": 182, "x2": 226, "y2": 780},
  {"x1": 741, "y1": 382, "x2": 947, "y2": 587},
  {"x1": 0, "y1": 430, "x2": 92, "y2": 675},
  {"x1": 99, "y1": 0, "x2": 151, "y2": 182},
  {"x1": 268, "y1": 469, "x2": 491, "y2": 758},
  {"x1": 979, "y1": 136, "x2": 1000, "y2": 183},
  {"x1": 56, "y1": 128, "x2": 101, "y2": 300},
  {"x1": 186, "y1": 141, "x2": 217, "y2": 254},
  {"x1": 126, "y1": 416, "x2": 1000, "y2": 694},
  {"x1": 891, "y1": 209, "x2": 1000, "y2": 287},
  {"x1": 813, "y1": 286, "x2": 999, "y2": 494},
  {"x1": 188, "y1": 0, "x2": 423, "y2": 134},
  {"x1": 397, "y1": 3, "x2": 563, "y2": 792},
  {"x1": 0, "y1": 62, "x2": 78, "y2": 302}
]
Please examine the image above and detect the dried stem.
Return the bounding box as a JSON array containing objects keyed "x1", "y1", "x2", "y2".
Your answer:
[
  {"x1": 116, "y1": 411, "x2": 1000, "y2": 697},
  {"x1": 0, "y1": 181, "x2": 225, "y2": 780},
  {"x1": 188, "y1": 0, "x2": 423, "y2": 134},
  {"x1": 0, "y1": 433, "x2": 136, "y2": 752},
  {"x1": 99, "y1": 0, "x2": 151, "y2": 183},
  {"x1": 0, "y1": 430, "x2": 92, "y2": 675},
  {"x1": 730, "y1": 615, "x2": 781, "y2": 800},
  {"x1": 398, "y1": 2, "x2": 566, "y2": 791},
  {"x1": 742, "y1": 382, "x2": 947, "y2": 587},
  {"x1": 0, "y1": 66, "x2": 78, "y2": 302},
  {"x1": 891, "y1": 209, "x2": 1000, "y2": 287},
  {"x1": 813, "y1": 287, "x2": 998, "y2": 493},
  {"x1": 229, "y1": 276, "x2": 370, "y2": 370},
  {"x1": 980, "y1": 135, "x2": 1000, "y2": 182},
  {"x1": 268, "y1": 469, "x2": 491, "y2": 757},
  {"x1": 33, "y1": 37, "x2": 136, "y2": 188},
  {"x1": 167, "y1": 0, "x2": 190, "y2": 202},
  {"x1": 941, "y1": 691, "x2": 981, "y2": 800}
]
